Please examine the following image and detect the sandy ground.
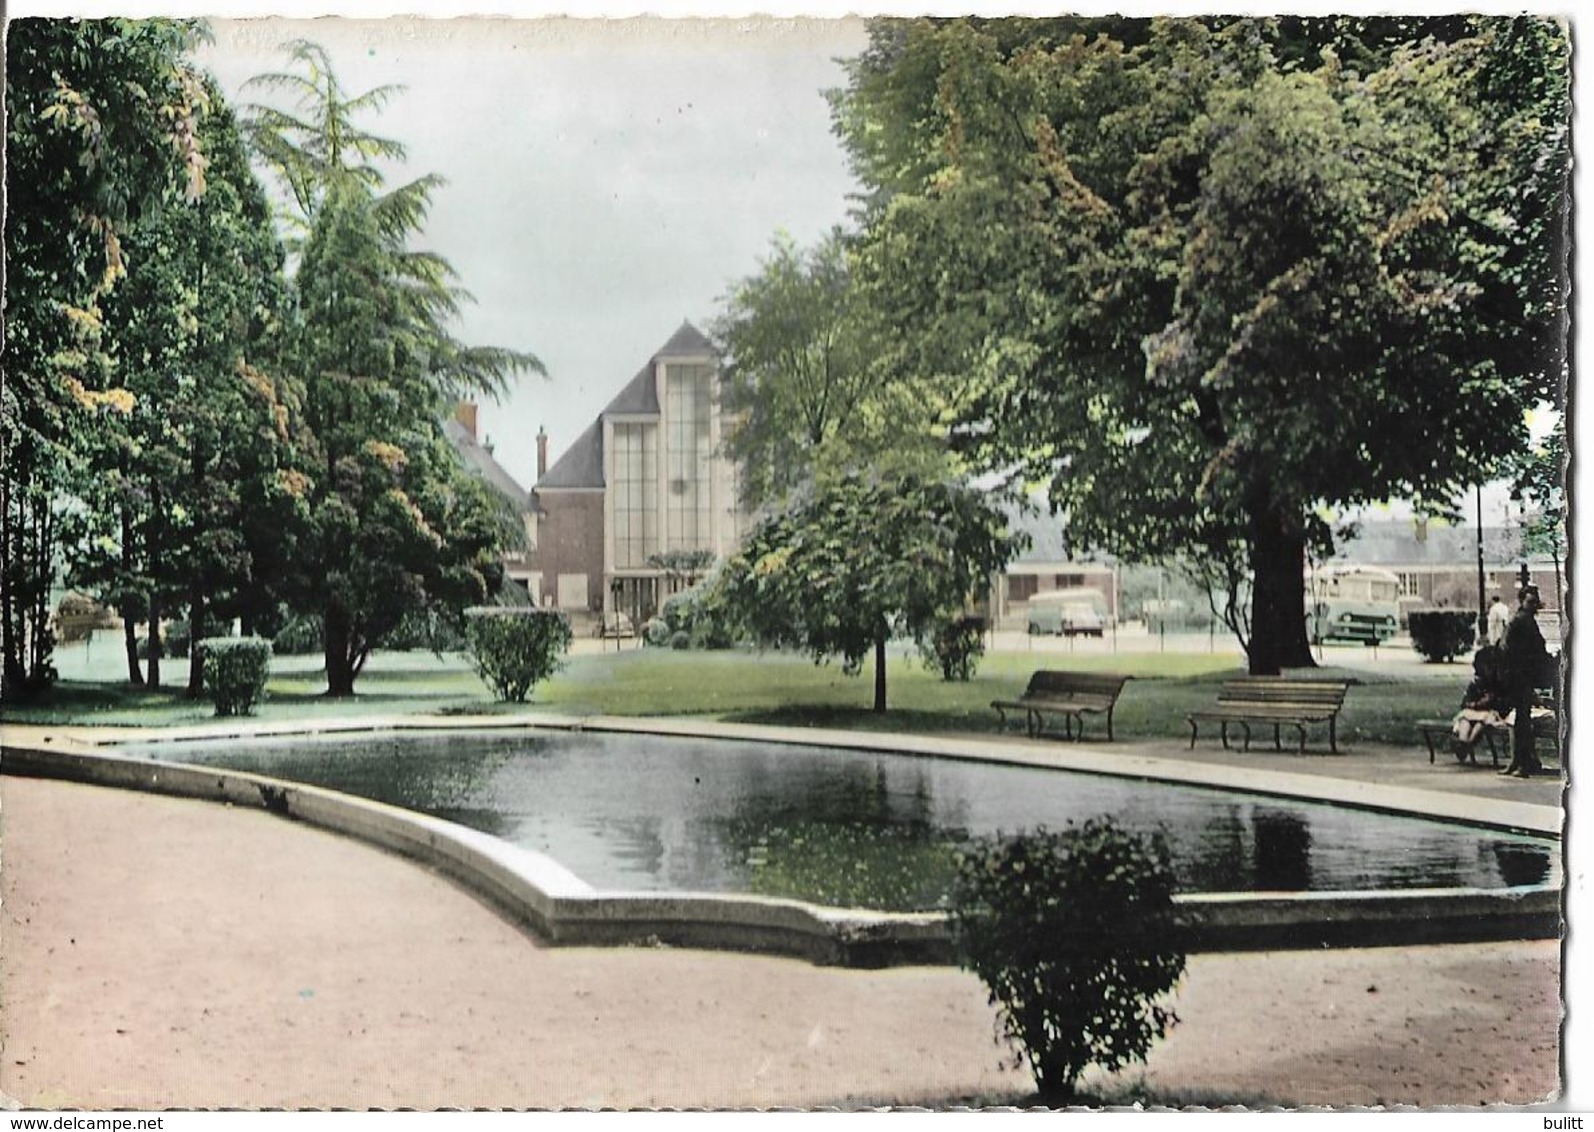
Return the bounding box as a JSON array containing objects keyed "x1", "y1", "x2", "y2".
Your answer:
[{"x1": 0, "y1": 775, "x2": 1564, "y2": 1111}]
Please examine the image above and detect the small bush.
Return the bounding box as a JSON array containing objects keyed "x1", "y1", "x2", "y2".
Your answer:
[
  {"x1": 949, "y1": 817, "x2": 1188, "y2": 1102},
  {"x1": 271, "y1": 614, "x2": 324, "y2": 656},
  {"x1": 200, "y1": 637, "x2": 273, "y2": 716},
  {"x1": 642, "y1": 582, "x2": 742, "y2": 649},
  {"x1": 919, "y1": 615, "x2": 986, "y2": 681},
  {"x1": 168, "y1": 615, "x2": 231, "y2": 659},
  {"x1": 383, "y1": 607, "x2": 469, "y2": 654},
  {"x1": 464, "y1": 608, "x2": 572, "y2": 702},
  {"x1": 1408, "y1": 610, "x2": 1477, "y2": 663}
]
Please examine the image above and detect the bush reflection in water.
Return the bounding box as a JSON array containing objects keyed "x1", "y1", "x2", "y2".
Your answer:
[{"x1": 158, "y1": 730, "x2": 1559, "y2": 911}]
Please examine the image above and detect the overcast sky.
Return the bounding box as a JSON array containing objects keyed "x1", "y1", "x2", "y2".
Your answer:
[{"x1": 195, "y1": 16, "x2": 869, "y2": 491}]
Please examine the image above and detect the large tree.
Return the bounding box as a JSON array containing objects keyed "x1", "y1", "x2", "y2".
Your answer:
[
  {"x1": 67, "y1": 76, "x2": 293, "y2": 694},
  {"x1": 2, "y1": 18, "x2": 209, "y2": 696},
  {"x1": 715, "y1": 472, "x2": 1023, "y2": 712},
  {"x1": 242, "y1": 41, "x2": 543, "y2": 695},
  {"x1": 833, "y1": 16, "x2": 1570, "y2": 674}
]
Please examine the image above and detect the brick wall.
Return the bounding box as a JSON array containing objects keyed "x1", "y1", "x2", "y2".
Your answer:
[{"x1": 528, "y1": 492, "x2": 605, "y2": 610}]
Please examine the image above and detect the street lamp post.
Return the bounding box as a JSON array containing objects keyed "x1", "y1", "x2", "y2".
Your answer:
[{"x1": 1475, "y1": 485, "x2": 1487, "y2": 640}]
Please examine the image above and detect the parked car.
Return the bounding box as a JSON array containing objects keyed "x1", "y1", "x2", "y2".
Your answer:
[
  {"x1": 1026, "y1": 588, "x2": 1111, "y2": 637},
  {"x1": 1060, "y1": 604, "x2": 1106, "y2": 638}
]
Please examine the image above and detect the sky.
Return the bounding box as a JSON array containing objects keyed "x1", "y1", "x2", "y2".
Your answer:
[{"x1": 194, "y1": 15, "x2": 870, "y2": 491}]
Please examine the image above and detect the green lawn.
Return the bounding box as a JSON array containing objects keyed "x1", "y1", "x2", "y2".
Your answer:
[{"x1": 3, "y1": 639, "x2": 1464, "y2": 747}]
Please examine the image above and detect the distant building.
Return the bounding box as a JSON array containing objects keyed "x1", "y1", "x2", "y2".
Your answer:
[
  {"x1": 444, "y1": 402, "x2": 538, "y2": 593},
  {"x1": 988, "y1": 507, "x2": 1120, "y2": 630},
  {"x1": 526, "y1": 322, "x2": 751, "y2": 624}
]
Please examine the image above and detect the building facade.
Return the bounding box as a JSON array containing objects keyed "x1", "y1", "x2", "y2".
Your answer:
[{"x1": 527, "y1": 323, "x2": 750, "y2": 625}]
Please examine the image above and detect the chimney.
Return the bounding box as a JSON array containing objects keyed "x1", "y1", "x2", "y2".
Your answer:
[
  {"x1": 537, "y1": 426, "x2": 549, "y2": 478},
  {"x1": 455, "y1": 401, "x2": 479, "y2": 440}
]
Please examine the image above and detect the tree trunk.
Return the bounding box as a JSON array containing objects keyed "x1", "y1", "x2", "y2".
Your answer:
[
  {"x1": 121, "y1": 501, "x2": 144, "y2": 685},
  {"x1": 873, "y1": 629, "x2": 888, "y2": 713},
  {"x1": 1246, "y1": 504, "x2": 1317, "y2": 676},
  {"x1": 123, "y1": 612, "x2": 145, "y2": 686},
  {"x1": 186, "y1": 586, "x2": 205, "y2": 699},
  {"x1": 324, "y1": 599, "x2": 357, "y2": 697},
  {"x1": 147, "y1": 590, "x2": 163, "y2": 690}
]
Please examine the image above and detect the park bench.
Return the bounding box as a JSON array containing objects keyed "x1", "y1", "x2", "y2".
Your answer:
[
  {"x1": 991, "y1": 671, "x2": 1132, "y2": 741},
  {"x1": 1417, "y1": 707, "x2": 1559, "y2": 768},
  {"x1": 1417, "y1": 718, "x2": 1508, "y2": 767},
  {"x1": 1187, "y1": 677, "x2": 1353, "y2": 755}
]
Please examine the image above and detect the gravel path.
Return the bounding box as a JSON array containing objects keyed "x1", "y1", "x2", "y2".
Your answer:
[{"x1": 0, "y1": 775, "x2": 1564, "y2": 1110}]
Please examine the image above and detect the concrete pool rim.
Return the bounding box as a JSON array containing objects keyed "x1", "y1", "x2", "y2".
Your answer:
[{"x1": 0, "y1": 716, "x2": 1564, "y2": 967}]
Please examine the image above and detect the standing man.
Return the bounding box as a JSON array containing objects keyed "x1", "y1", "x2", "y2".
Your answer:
[
  {"x1": 1500, "y1": 584, "x2": 1549, "y2": 778},
  {"x1": 1487, "y1": 594, "x2": 1510, "y2": 647}
]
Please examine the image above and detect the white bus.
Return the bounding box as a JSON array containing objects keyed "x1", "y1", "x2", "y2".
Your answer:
[{"x1": 1307, "y1": 565, "x2": 1401, "y2": 645}]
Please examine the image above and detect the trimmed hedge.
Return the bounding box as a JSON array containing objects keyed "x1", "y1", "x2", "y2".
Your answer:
[
  {"x1": 1408, "y1": 610, "x2": 1478, "y2": 663},
  {"x1": 199, "y1": 637, "x2": 273, "y2": 716},
  {"x1": 464, "y1": 608, "x2": 572, "y2": 702}
]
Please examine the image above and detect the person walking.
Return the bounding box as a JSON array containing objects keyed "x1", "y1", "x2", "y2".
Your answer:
[
  {"x1": 1500, "y1": 584, "x2": 1549, "y2": 777},
  {"x1": 1487, "y1": 594, "x2": 1510, "y2": 647}
]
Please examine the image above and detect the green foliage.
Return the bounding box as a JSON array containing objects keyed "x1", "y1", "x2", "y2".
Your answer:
[
  {"x1": 832, "y1": 17, "x2": 1571, "y2": 676},
  {"x1": 643, "y1": 583, "x2": 742, "y2": 650},
  {"x1": 464, "y1": 608, "x2": 572, "y2": 703},
  {"x1": 1407, "y1": 611, "x2": 1477, "y2": 664},
  {"x1": 713, "y1": 229, "x2": 927, "y2": 505},
  {"x1": 271, "y1": 614, "x2": 325, "y2": 656},
  {"x1": 919, "y1": 615, "x2": 987, "y2": 682},
  {"x1": 716, "y1": 471, "x2": 1025, "y2": 711},
  {"x1": 249, "y1": 41, "x2": 543, "y2": 696},
  {"x1": 3, "y1": 17, "x2": 209, "y2": 696},
  {"x1": 949, "y1": 818, "x2": 1188, "y2": 1100},
  {"x1": 199, "y1": 637, "x2": 273, "y2": 716},
  {"x1": 166, "y1": 615, "x2": 232, "y2": 660}
]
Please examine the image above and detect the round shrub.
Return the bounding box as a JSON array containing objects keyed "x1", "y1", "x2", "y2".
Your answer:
[
  {"x1": 464, "y1": 608, "x2": 572, "y2": 703},
  {"x1": 669, "y1": 629, "x2": 692, "y2": 650},
  {"x1": 949, "y1": 817, "x2": 1188, "y2": 1101},
  {"x1": 1408, "y1": 610, "x2": 1478, "y2": 663},
  {"x1": 200, "y1": 637, "x2": 273, "y2": 717},
  {"x1": 919, "y1": 615, "x2": 986, "y2": 681}
]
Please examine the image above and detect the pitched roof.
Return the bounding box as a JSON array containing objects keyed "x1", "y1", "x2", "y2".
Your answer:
[
  {"x1": 533, "y1": 321, "x2": 716, "y2": 492},
  {"x1": 655, "y1": 320, "x2": 716, "y2": 358},
  {"x1": 443, "y1": 418, "x2": 530, "y2": 507},
  {"x1": 535, "y1": 419, "x2": 606, "y2": 490},
  {"x1": 603, "y1": 362, "x2": 659, "y2": 416}
]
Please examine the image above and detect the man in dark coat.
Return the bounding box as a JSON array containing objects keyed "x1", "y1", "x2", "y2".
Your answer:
[{"x1": 1500, "y1": 584, "x2": 1549, "y2": 777}]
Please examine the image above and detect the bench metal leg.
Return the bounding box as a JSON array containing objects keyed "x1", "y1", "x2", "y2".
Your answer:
[
  {"x1": 1189, "y1": 720, "x2": 1199, "y2": 749},
  {"x1": 1328, "y1": 718, "x2": 1337, "y2": 755},
  {"x1": 1272, "y1": 723, "x2": 1283, "y2": 752}
]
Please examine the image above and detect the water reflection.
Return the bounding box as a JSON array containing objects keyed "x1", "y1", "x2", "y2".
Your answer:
[{"x1": 166, "y1": 731, "x2": 1561, "y2": 910}]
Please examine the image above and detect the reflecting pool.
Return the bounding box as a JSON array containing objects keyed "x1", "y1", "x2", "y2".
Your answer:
[{"x1": 145, "y1": 729, "x2": 1560, "y2": 911}]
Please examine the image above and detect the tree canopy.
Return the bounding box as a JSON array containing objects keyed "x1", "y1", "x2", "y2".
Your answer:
[
  {"x1": 830, "y1": 16, "x2": 1570, "y2": 673},
  {"x1": 716, "y1": 472, "x2": 1024, "y2": 712}
]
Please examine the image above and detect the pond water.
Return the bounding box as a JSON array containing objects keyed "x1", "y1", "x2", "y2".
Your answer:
[{"x1": 145, "y1": 729, "x2": 1560, "y2": 911}]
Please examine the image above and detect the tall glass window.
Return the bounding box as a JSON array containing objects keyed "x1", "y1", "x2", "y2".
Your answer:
[
  {"x1": 665, "y1": 364, "x2": 714, "y2": 550},
  {"x1": 613, "y1": 422, "x2": 657, "y2": 568}
]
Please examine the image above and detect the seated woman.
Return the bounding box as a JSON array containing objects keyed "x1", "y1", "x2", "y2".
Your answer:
[{"x1": 1451, "y1": 645, "x2": 1510, "y2": 757}]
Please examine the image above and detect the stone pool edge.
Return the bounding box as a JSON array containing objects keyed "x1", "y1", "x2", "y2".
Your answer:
[{"x1": 0, "y1": 724, "x2": 1563, "y2": 968}]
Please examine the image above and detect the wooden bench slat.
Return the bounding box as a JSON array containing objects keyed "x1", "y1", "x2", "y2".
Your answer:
[
  {"x1": 992, "y1": 671, "x2": 1132, "y2": 742},
  {"x1": 1187, "y1": 677, "x2": 1353, "y2": 754}
]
